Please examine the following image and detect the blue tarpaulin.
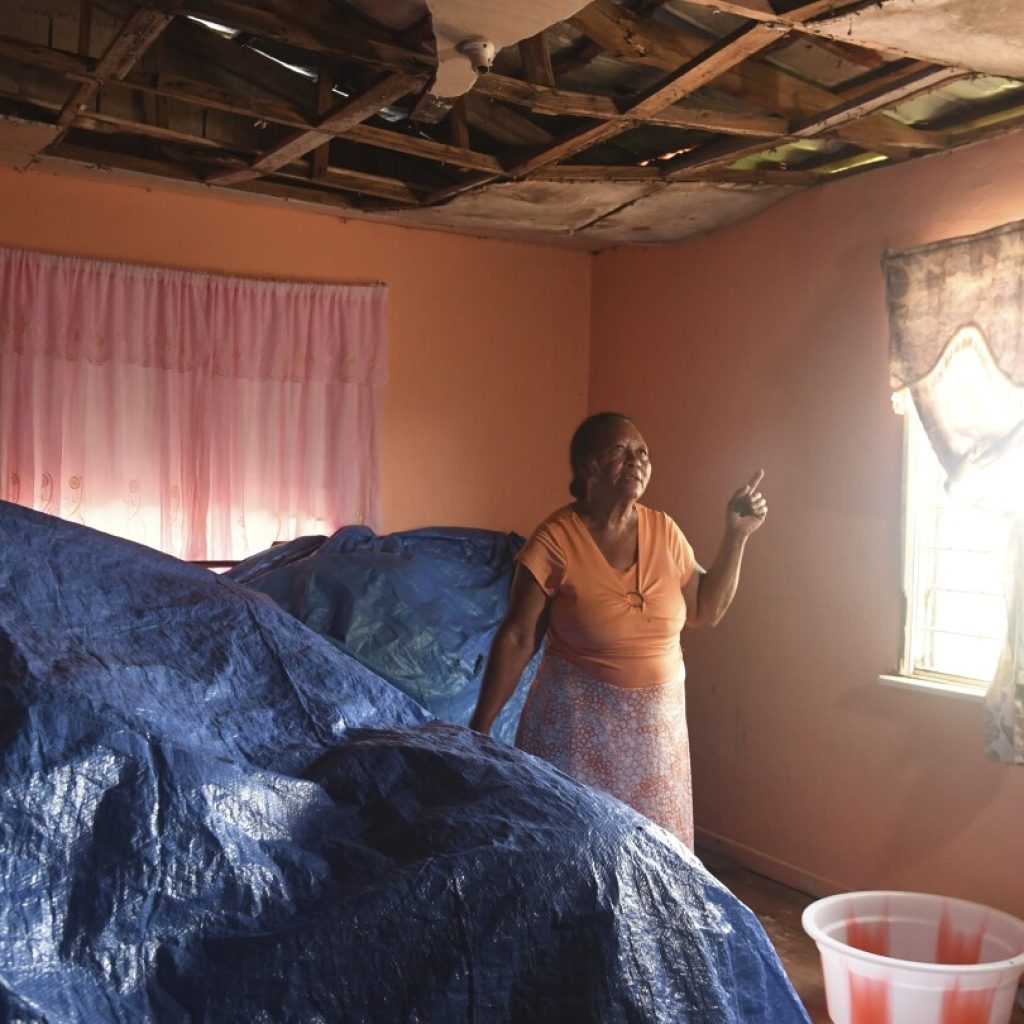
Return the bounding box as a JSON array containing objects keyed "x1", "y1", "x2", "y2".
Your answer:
[
  {"x1": 0, "y1": 502, "x2": 810, "y2": 1023},
  {"x1": 227, "y1": 525, "x2": 536, "y2": 743}
]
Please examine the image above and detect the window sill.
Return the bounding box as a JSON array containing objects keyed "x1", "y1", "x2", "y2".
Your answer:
[{"x1": 878, "y1": 674, "x2": 986, "y2": 703}]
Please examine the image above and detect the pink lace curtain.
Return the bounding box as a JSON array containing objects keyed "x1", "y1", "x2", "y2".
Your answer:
[
  {"x1": 0, "y1": 246, "x2": 386, "y2": 560},
  {"x1": 883, "y1": 219, "x2": 1024, "y2": 764}
]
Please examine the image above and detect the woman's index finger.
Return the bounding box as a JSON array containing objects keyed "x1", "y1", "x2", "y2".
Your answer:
[{"x1": 746, "y1": 468, "x2": 765, "y2": 492}]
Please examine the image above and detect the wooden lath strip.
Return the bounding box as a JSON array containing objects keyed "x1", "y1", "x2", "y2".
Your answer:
[
  {"x1": 628, "y1": 23, "x2": 784, "y2": 119},
  {"x1": 569, "y1": 0, "x2": 830, "y2": 118},
  {"x1": 279, "y1": 165, "x2": 418, "y2": 205},
  {"x1": 207, "y1": 72, "x2": 422, "y2": 186},
  {"x1": 530, "y1": 164, "x2": 819, "y2": 184},
  {"x1": 27, "y1": 27, "x2": 787, "y2": 147},
  {"x1": 0, "y1": 33, "x2": 96, "y2": 76},
  {"x1": 84, "y1": 78, "x2": 502, "y2": 175},
  {"x1": 170, "y1": 10, "x2": 783, "y2": 143},
  {"x1": 228, "y1": 178, "x2": 357, "y2": 210},
  {"x1": 474, "y1": 75, "x2": 790, "y2": 138},
  {"x1": 57, "y1": 7, "x2": 173, "y2": 128},
  {"x1": 48, "y1": 140, "x2": 202, "y2": 181},
  {"x1": 426, "y1": 22, "x2": 784, "y2": 203},
  {"x1": 676, "y1": 0, "x2": 867, "y2": 24},
  {"x1": 648, "y1": 106, "x2": 788, "y2": 137},
  {"x1": 114, "y1": 72, "x2": 313, "y2": 130},
  {"x1": 5, "y1": 31, "x2": 499, "y2": 176},
  {"x1": 663, "y1": 63, "x2": 964, "y2": 178},
  {"x1": 44, "y1": 128, "x2": 415, "y2": 207},
  {"x1": 79, "y1": 0, "x2": 94, "y2": 56},
  {"x1": 669, "y1": 0, "x2": 778, "y2": 21},
  {"x1": 141, "y1": 0, "x2": 434, "y2": 76},
  {"x1": 519, "y1": 33, "x2": 556, "y2": 88},
  {"x1": 310, "y1": 56, "x2": 334, "y2": 179},
  {"x1": 567, "y1": 0, "x2": 938, "y2": 150},
  {"x1": 789, "y1": 65, "x2": 968, "y2": 139}
]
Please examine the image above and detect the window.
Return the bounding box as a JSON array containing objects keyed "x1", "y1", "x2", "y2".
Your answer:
[{"x1": 898, "y1": 400, "x2": 1013, "y2": 690}]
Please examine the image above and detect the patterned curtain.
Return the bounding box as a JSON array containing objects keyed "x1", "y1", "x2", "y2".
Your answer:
[
  {"x1": 883, "y1": 219, "x2": 1024, "y2": 765},
  {"x1": 0, "y1": 247, "x2": 387, "y2": 560}
]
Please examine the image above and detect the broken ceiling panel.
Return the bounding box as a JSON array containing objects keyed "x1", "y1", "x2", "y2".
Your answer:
[
  {"x1": 806, "y1": 0, "x2": 1024, "y2": 81},
  {"x1": 579, "y1": 180, "x2": 800, "y2": 245},
  {"x1": 0, "y1": 114, "x2": 60, "y2": 169},
  {"x1": 0, "y1": 0, "x2": 1022, "y2": 250},
  {"x1": 426, "y1": 0, "x2": 592, "y2": 98},
  {"x1": 380, "y1": 177, "x2": 660, "y2": 236}
]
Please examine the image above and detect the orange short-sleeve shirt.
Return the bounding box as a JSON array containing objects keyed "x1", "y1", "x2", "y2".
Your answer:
[{"x1": 517, "y1": 504, "x2": 697, "y2": 688}]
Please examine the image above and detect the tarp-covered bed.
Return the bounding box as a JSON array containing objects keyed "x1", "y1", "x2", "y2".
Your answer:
[{"x1": 0, "y1": 502, "x2": 809, "y2": 1023}]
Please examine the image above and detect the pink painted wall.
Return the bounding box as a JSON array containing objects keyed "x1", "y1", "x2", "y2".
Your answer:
[
  {"x1": 591, "y1": 130, "x2": 1024, "y2": 918},
  {"x1": 0, "y1": 165, "x2": 590, "y2": 536}
]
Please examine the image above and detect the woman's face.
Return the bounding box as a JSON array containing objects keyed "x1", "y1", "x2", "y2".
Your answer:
[{"x1": 585, "y1": 420, "x2": 652, "y2": 501}]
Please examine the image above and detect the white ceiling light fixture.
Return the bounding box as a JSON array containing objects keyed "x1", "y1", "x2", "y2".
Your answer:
[{"x1": 423, "y1": 0, "x2": 591, "y2": 100}]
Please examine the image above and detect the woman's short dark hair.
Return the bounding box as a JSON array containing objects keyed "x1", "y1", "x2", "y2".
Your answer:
[{"x1": 568, "y1": 412, "x2": 634, "y2": 499}]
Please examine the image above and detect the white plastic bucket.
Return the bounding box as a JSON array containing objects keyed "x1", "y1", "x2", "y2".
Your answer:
[{"x1": 802, "y1": 891, "x2": 1024, "y2": 1024}]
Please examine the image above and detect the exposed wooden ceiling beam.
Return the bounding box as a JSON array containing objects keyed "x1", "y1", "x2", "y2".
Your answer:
[
  {"x1": 57, "y1": 7, "x2": 173, "y2": 128},
  {"x1": 79, "y1": 0, "x2": 95, "y2": 55},
  {"x1": 662, "y1": 62, "x2": 962, "y2": 178},
  {"x1": 675, "y1": 0, "x2": 778, "y2": 21},
  {"x1": 531, "y1": 165, "x2": 663, "y2": 181},
  {"x1": 474, "y1": 74, "x2": 616, "y2": 120},
  {"x1": 443, "y1": 73, "x2": 791, "y2": 138},
  {"x1": 646, "y1": 105, "x2": 788, "y2": 137},
  {"x1": 11, "y1": 84, "x2": 422, "y2": 204},
  {"x1": 780, "y1": 0, "x2": 870, "y2": 20},
  {"x1": 567, "y1": 0, "x2": 937, "y2": 155},
  {"x1": 207, "y1": 72, "x2": 421, "y2": 185},
  {"x1": 138, "y1": 0, "x2": 434, "y2": 76},
  {"x1": 0, "y1": 33, "x2": 98, "y2": 76},
  {"x1": 46, "y1": 123, "x2": 418, "y2": 207},
  {"x1": 76, "y1": 108, "x2": 238, "y2": 149},
  {"x1": 0, "y1": 32, "x2": 501, "y2": 176},
  {"x1": 448, "y1": 97, "x2": 470, "y2": 149},
  {"x1": 5, "y1": 29, "x2": 787, "y2": 147},
  {"x1": 227, "y1": 177, "x2": 358, "y2": 210},
  {"x1": 117, "y1": 71, "x2": 312, "y2": 128},
  {"x1": 427, "y1": 21, "x2": 783, "y2": 203},
  {"x1": 530, "y1": 163, "x2": 819, "y2": 185},
  {"x1": 801, "y1": 34, "x2": 887, "y2": 70},
  {"x1": 519, "y1": 32, "x2": 556, "y2": 88},
  {"x1": 462, "y1": 94, "x2": 556, "y2": 148},
  {"x1": 570, "y1": 0, "x2": 821, "y2": 118},
  {"x1": 278, "y1": 164, "x2": 419, "y2": 205},
  {"x1": 310, "y1": 56, "x2": 335, "y2": 179},
  {"x1": 344, "y1": 124, "x2": 502, "y2": 174},
  {"x1": 790, "y1": 65, "x2": 967, "y2": 139},
  {"x1": 673, "y1": 0, "x2": 867, "y2": 23},
  {"x1": 166, "y1": 16, "x2": 315, "y2": 110},
  {"x1": 628, "y1": 22, "x2": 784, "y2": 119},
  {"x1": 49, "y1": 139, "x2": 203, "y2": 180}
]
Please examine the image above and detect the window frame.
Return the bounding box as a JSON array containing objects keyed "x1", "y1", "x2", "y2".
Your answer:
[{"x1": 885, "y1": 400, "x2": 1006, "y2": 700}]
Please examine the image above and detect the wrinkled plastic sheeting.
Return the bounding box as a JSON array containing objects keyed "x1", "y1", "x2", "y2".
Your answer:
[
  {"x1": 0, "y1": 714, "x2": 811, "y2": 1022},
  {"x1": 0, "y1": 502, "x2": 810, "y2": 1023},
  {"x1": 228, "y1": 524, "x2": 537, "y2": 742},
  {"x1": 0, "y1": 503, "x2": 431, "y2": 775}
]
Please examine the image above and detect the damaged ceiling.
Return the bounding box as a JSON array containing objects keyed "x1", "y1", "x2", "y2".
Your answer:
[{"x1": 0, "y1": 0, "x2": 1023, "y2": 251}]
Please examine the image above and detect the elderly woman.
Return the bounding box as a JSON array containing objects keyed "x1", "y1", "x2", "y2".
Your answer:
[{"x1": 469, "y1": 412, "x2": 766, "y2": 849}]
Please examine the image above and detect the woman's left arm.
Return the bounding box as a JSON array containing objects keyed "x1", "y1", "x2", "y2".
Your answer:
[{"x1": 686, "y1": 469, "x2": 767, "y2": 628}]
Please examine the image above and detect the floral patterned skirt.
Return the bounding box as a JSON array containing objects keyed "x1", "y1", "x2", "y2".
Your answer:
[{"x1": 515, "y1": 652, "x2": 693, "y2": 848}]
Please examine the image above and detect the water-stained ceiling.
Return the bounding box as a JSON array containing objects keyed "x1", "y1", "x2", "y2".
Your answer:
[{"x1": 0, "y1": 0, "x2": 1022, "y2": 250}]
